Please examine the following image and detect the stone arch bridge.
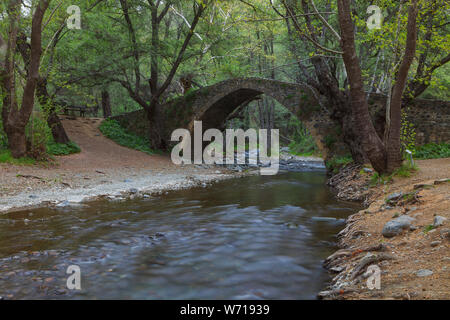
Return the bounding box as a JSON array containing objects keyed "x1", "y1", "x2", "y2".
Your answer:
[
  {"x1": 157, "y1": 78, "x2": 342, "y2": 159},
  {"x1": 112, "y1": 77, "x2": 450, "y2": 160}
]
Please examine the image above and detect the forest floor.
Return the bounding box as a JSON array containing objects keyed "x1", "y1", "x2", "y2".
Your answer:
[
  {"x1": 0, "y1": 116, "x2": 246, "y2": 213},
  {"x1": 322, "y1": 158, "x2": 450, "y2": 300}
]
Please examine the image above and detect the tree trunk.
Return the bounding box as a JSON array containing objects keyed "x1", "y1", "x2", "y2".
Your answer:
[
  {"x1": 6, "y1": 128, "x2": 27, "y2": 158},
  {"x1": 36, "y1": 77, "x2": 70, "y2": 144},
  {"x1": 147, "y1": 104, "x2": 166, "y2": 150},
  {"x1": 337, "y1": 0, "x2": 387, "y2": 173},
  {"x1": 101, "y1": 90, "x2": 112, "y2": 118},
  {"x1": 48, "y1": 111, "x2": 70, "y2": 144},
  {"x1": 385, "y1": 0, "x2": 419, "y2": 172},
  {"x1": 1, "y1": 0, "x2": 50, "y2": 158}
]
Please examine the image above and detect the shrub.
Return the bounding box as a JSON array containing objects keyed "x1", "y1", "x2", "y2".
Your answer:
[
  {"x1": 369, "y1": 163, "x2": 418, "y2": 187},
  {"x1": 414, "y1": 143, "x2": 450, "y2": 159},
  {"x1": 47, "y1": 141, "x2": 81, "y2": 156},
  {"x1": 99, "y1": 119, "x2": 156, "y2": 155},
  {"x1": 288, "y1": 135, "x2": 318, "y2": 156},
  {"x1": 0, "y1": 149, "x2": 36, "y2": 165}
]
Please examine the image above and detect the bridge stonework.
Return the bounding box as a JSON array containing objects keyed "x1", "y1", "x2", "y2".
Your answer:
[
  {"x1": 111, "y1": 78, "x2": 450, "y2": 160},
  {"x1": 159, "y1": 78, "x2": 344, "y2": 160}
]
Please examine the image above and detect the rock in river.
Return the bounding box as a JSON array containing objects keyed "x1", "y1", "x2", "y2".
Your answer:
[{"x1": 382, "y1": 215, "x2": 415, "y2": 238}]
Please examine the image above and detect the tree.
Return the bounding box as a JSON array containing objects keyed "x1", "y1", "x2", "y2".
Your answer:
[
  {"x1": 1, "y1": 0, "x2": 51, "y2": 158},
  {"x1": 276, "y1": 0, "x2": 447, "y2": 173},
  {"x1": 112, "y1": 0, "x2": 210, "y2": 149},
  {"x1": 101, "y1": 90, "x2": 112, "y2": 118},
  {"x1": 337, "y1": 0, "x2": 419, "y2": 173},
  {"x1": 277, "y1": 0, "x2": 367, "y2": 163}
]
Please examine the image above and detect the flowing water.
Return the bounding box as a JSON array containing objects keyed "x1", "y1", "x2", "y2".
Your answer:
[{"x1": 0, "y1": 171, "x2": 360, "y2": 299}]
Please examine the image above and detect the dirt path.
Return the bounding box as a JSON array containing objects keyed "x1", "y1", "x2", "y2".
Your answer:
[
  {"x1": 321, "y1": 158, "x2": 450, "y2": 300},
  {"x1": 0, "y1": 117, "x2": 236, "y2": 212},
  {"x1": 58, "y1": 117, "x2": 173, "y2": 170}
]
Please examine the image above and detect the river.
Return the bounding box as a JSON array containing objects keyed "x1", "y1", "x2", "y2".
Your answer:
[{"x1": 0, "y1": 171, "x2": 360, "y2": 299}]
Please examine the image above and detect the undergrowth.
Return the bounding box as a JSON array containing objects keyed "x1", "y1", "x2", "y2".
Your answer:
[
  {"x1": 99, "y1": 119, "x2": 157, "y2": 155},
  {"x1": 369, "y1": 163, "x2": 418, "y2": 187},
  {"x1": 47, "y1": 141, "x2": 81, "y2": 156},
  {"x1": 414, "y1": 143, "x2": 450, "y2": 159}
]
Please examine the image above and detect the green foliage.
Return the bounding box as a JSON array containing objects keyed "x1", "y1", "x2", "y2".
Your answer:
[
  {"x1": 288, "y1": 136, "x2": 318, "y2": 156},
  {"x1": 0, "y1": 150, "x2": 36, "y2": 166},
  {"x1": 287, "y1": 116, "x2": 319, "y2": 156},
  {"x1": 423, "y1": 225, "x2": 435, "y2": 234},
  {"x1": 47, "y1": 141, "x2": 81, "y2": 156},
  {"x1": 0, "y1": 123, "x2": 7, "y2": 150},
  {"x1": 370, "y1": 163, "x2": 418, "y2": 187},
  {"x1": 325, "y1": 155, "x2": 353, "y2": 174},
  {"x1": 1, "y1": 0, "x2": 449, "y2": 166},
  {"x1": 370, "y1": 172, "x2": 391, "y2": 187},
  {"x1": 392, "y1": 163, "x2": 418, "y2": 178},
  {"x1": 324, "y1": 135, "x2": 337, "y2": 149},
  {"x1": 25, "y1": 113, "x2": 52, "y2": 160},
  {"x1": 414, "y1": 143, "x2": 450, "y2": 159},
  {"x1": 400, "y1": 108, "x2": 416, "y2": 154},
  {"x1": 99, "y1": 119, "x2": 157, "y2": 155},
  {"x1": 421, "y1": 64, "x2": 450, "y2": 100}
]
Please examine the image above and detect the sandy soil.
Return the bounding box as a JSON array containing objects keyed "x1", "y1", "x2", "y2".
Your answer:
[
  {"x1": 321, "y1": 158, "x2": 450, "y2": 300},
  {"x1": 0, "y1": 117, "x2": 245, "y2": 213}
]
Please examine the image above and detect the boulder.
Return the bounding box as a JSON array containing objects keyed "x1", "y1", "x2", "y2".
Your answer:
[{"x1": 382, "y1": 215, "x2": 415, "y2": 238}]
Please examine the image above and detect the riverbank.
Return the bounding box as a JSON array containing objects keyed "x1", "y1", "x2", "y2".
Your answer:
[
  {"x1": 0, "y1": 117, "x2": 255, "y2": 214},
  {"x1": 321, "y1": 158, "x2": 450, "y2": 300},
  {"x1": 0, "y1": 162, "x2": 254, "y2": 214},
  {"x1": 0, "y1": 116, "x2": 324, "y2": 214}
]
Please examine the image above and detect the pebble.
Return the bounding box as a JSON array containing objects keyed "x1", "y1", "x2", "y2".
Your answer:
[
  {"x1": 56, "y1": 200, "x2": 70, "y2": 207},
  {"x1": 413, "y1": 183, "x2": 433, "y2": 190},
  {"x1": 416, "y1": 269, "x2": 433, "y2": 277},
  {"x1": 440, "y1": 228, "x2": 450, "y2": 239},
  {"x1": 386, "y1": 192, "x2": 403, "y2": 202},
  {"x1": 55, "y1": 289, "x2": 67, "y2": 295},
  {"x1": 433, "y1": 216, "x2": 447, "y2": 227},
  {"x1": 330, "y1": 266, "x2": 344, "y2": 273},
  {"x1": 434, "y1": 178, "x2": 449, "y2": 185},
  {"x1": 430, "y1": 241, "x2": 441, "y2": 247}
]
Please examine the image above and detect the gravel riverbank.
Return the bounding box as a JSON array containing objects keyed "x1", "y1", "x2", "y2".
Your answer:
[{"x1": 321, "y1": 158, "x2": 450, "y2": 300}]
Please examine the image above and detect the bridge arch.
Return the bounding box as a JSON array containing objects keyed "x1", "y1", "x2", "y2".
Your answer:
[{"x1": 162, "y1": 78, "x2": 340, "y2": 159}]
